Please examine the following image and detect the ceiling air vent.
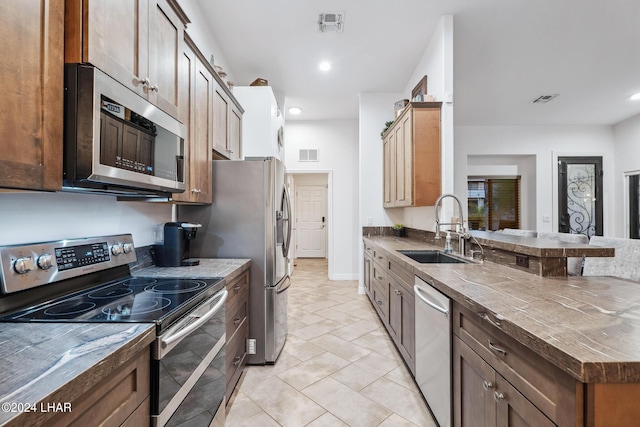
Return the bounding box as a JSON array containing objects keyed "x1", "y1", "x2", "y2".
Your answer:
[
  {"x1": 531, "y1": 94, "x2": 559, "y2": 104},
  {"x1": 318, "y1": 12, "x2": 344, "y2": 32}
]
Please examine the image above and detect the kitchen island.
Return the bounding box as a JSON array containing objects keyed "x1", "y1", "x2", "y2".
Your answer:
[{"x1": 364, "y1": 233, "x2": 640, "y2": 426}]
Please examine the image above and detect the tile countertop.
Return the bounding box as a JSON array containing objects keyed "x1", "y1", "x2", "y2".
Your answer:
[
  {"x1": 365, "y1": 235, "x2": 640, "y2": 384},
  {"x1": 0, "y1": 323, "x2": 154, "y2": 427},
  {"x1": 132, "y1": 258, "x2": 251, "y2": 282}
]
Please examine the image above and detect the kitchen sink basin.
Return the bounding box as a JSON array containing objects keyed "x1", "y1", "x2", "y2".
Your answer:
[{"x1": 397, "y1": 250, "x2": 469, "y2": 264}]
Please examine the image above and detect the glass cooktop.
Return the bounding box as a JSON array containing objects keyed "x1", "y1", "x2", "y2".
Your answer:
[{"x1": 0, "y1": 276, "x2": 224, "y2": 329}]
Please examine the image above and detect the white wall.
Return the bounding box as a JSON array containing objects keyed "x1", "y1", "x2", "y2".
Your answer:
[
  {"x1": 403, "y1": 15, "x2": 454, "y2": 231},
  {"x1": 613, "y1": 113, "x2": 640, "y2": 237},
  {"x1": 455, "y1": 125, "x2": 615, "y2": 234},
  {"x1": 284, "y1": 120, "x2": 359, "y2": 280},
  {"x1": 0, "y1": 192, "x2": 172, "y2": 246}
]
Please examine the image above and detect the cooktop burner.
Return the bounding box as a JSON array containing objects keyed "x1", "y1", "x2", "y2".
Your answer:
[{"x1": 0, "y1": 276, "x2": 224, "y2": 329}]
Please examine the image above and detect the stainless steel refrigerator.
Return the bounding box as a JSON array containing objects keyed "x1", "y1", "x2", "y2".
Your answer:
[{"x1": 179, "y1": 157, "x2": 292, "y2": 364}]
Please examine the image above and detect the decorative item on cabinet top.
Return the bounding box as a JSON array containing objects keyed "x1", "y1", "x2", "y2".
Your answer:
[
  {"x1": 392, "y1": 224, "x2": 406, "y2": 237},
  {"x1": 250, "y1": 77, "x2": 269, "y2": 86},
  {"x1": 411, "y1": 75, "x2": 428, "y2": 102}
]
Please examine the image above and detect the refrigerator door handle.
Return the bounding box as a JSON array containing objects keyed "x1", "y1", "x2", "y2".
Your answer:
[
  {"x1": 276, "y1": 276, "x2": 291, "y2": 294},
  {"x1": 282, "y1": 186, "x2": 293, "y2": 257}
]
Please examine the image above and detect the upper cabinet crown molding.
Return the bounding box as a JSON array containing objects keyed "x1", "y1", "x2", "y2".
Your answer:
[{"x1": 383, "y1": 102, "x2": 442, "y2": 208}]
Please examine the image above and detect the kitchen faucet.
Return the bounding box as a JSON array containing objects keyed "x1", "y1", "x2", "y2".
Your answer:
[
  {"x1": 434, "y1": 193, "x2": 485, "y2": 260},
  {"x1": 434, "y1": 193, "x2": 467, "y2": 257}
]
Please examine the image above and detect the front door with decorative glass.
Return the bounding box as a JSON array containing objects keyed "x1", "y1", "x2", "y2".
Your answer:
[{"x1": 558, "y1": 157, "x2": 603, "y2": 237}]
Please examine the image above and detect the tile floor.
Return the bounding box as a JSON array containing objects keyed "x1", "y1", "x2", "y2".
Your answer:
[{"x1": 226, "y1": 258, "x2": 437, "y2": 427}]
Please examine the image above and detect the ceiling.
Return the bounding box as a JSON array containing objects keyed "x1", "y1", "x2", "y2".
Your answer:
[{"x1": 194, "y1": 0, "x2": 640, "y2": 126}]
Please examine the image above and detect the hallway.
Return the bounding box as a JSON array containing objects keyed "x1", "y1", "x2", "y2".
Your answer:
[{"x1": 226, "y1": 258, "x2": 436, "y2": 427}]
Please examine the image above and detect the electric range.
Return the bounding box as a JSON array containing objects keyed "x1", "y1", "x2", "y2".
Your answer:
[{"x1": 0, "y1": 234, "x2": 228, "y2": 427}]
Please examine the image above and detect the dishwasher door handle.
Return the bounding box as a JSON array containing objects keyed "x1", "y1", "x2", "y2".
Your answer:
[{"x1": 414, "y1": 285, "x2": 449, "y2": 316}]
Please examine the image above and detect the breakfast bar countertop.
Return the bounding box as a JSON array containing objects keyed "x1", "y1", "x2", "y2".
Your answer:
[{"x1": 365, "y1": 235, "x2": 640, "y2": 384}]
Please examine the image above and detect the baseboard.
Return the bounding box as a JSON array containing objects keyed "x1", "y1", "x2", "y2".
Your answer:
[{"x1": 328, "y1": 273, "x2": 359, "y2": 280}]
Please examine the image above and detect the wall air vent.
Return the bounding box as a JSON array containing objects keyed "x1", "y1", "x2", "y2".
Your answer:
[
  {"x1": 318, "y1": 12, "x2": 344, "y2": 32},
  {"x1": 299, "y1": 149, "x2": 319, "y2": 162},
  {"x1": 531, "y1": 94, "x2": 559, "y2": 104}
]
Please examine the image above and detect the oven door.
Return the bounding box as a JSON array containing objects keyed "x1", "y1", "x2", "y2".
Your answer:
[{"x1": 152, "y1": 289, "x2": 227, "y2": 427}]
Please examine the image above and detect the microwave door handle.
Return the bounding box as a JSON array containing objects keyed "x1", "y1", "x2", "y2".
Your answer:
[{"x1": 161, "y1": 290, "x2": 228, "y2": 347}]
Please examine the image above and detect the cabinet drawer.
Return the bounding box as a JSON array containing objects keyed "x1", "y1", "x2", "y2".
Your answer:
[
  {"x1": 387, "y1": 257, "x2": 414, "y2": 294},
  {"x1": 372, "y1": 248, "x2": 387, "y2": 269},
  {"x1": 371, "y1": 262, "x2": 386, "y2": 289},
  {"x1": 371, "y1": 278, "x2": 389, "y2": 323},
  {"x1": 226, "y1": 273, "x2": 249, "y2": 338},
  {"x1": 364, "y1": 242, "x2": 375, "y2": 257},
  {"x1": 226, "y1": 318, "x2": 248, "y2": 399},
  {"x1": 453, "y1": 305, "x2": 577, "y2": 426}
]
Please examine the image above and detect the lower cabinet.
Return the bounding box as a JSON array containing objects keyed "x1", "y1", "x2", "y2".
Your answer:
[
  {"x1": 364, "y1": 240, "x2": 416, "y2": 375},
  {"x1": 453, "y1": 336, "x2": 554, "y2": 427},
  {"x1": 388, "y1": 273, "x2": 415, "y2": 375},
  {"x1": 452, "y1": 304, "x2": 577, "y2": 427},
  {"x1": 225, "y1": 270, "x2": 250, "y2": 402},
  {"x1": 49, "y1": 346, "x2": 150, "y2": 427}
]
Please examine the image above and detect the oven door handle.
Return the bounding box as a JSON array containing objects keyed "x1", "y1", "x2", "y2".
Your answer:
[{"x1": 161, "y1": 290, "x2": 228, "y2": 348}]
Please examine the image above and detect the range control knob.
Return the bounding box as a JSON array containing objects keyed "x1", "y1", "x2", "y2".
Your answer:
[
  {"x1": 122, "y1": 242, "x2": 134, "y2": 254},
  {"x1": 14, "y1": 257, "x2": 35, "y2": 274},
  {"x1": 111, "y1": 244, "x2": 124, "y2": 256},
  {"x1": 37, "y1": 254, "x2": 54, "y2": 270}
]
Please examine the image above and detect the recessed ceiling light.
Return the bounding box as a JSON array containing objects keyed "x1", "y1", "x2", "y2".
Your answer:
[
  {"x1": 319, "y1": 61, "x2": 331, "y2": 72},
  {"x1": 630, "y1": 92, "x2": 640, "y2": 101},
  {"x1": 288, "y1": 107, "x2": 302, "y2": 115}
]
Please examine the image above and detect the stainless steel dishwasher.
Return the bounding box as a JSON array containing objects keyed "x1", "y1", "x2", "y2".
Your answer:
[{"x1": 414, "y1": 276, "x2": 452, "y2": 427}]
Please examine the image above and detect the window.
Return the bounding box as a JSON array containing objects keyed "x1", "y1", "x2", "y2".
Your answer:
[
  {"x1": 467, "y1": 177, "x2": 521, "y2": 231},
  {"x1": 630, "y1": 174, "x2": 640, "y2": 239}
]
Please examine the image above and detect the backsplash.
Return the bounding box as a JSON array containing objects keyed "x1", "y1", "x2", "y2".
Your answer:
[{"x1": 0, "y1": 192, "x2": 172, "y2": 246}]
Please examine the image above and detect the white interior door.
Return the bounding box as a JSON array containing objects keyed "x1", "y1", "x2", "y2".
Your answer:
[{"x1": 295, "y1": 185, "x2": 327, "y2": 258}]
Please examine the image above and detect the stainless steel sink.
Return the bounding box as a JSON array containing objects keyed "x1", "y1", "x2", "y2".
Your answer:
[{"x1": 397, "y1": 250, "x2": 469, "y2": 264}]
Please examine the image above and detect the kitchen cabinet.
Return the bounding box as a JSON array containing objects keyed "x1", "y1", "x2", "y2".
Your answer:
[
  {"x1": 213, "y1": 86, "x2": 243, "y2": 160},
  {"x1": 0, "y1": 0, "x2": 63, "y2": 191},
  {"x1": 48, "y1": 346, "x2": 150, "y2": 427},
  {"x1": 382, "y1": 102, "x2": 442, "y2": 208},
  {"x1": 65, "y1": 0, "x2": 187, "y2": 119},
  {"x1": 453, "y1": 337, "x2": 554, "y2": 427},
  {"x1": 452, "y1": 304, "x2": 577, "y2": 427},
  {"x1": 226, "y1": 270, "x2": 250, "y2": 401},
  {"x1": 364, "y1": 241, "x2": 415, "y2": 374},
  {"x1": 172, "y1": 34, "x2": 213, "y2": 203},
  {"x1": 363, "y1": 243, "x2": 374, "y2": 298}
]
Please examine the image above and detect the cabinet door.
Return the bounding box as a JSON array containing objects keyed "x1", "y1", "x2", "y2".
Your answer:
[
  {"x1": 383, "y1": 133, "x2": 394, "y2": 207},
  {"x1": 148, "y1": 0, "x2": 183, "y2": 118},
  {"x1": 67, "y1": 0, "x2": 149, "y2": 99},
  {"x1": 0, "y1": 0, "x2": 63, "y2": 191},
  {"x1": 364, "y1": 255, "x2": 373, "y2": 299},
  {"x1": 173, "y1": 41, "x2": 212, "y2": 203},
  {"x1": 388, "y1": 276, "x2": 415, "y2": 374},
  {"x1": 453, "y1": 337, "x2": 497, "y2": 427},
  {"x1": 213, "y1": 88, "x2": 229, "y2": 156},
  {"x1": 394, "y1": 120, "x2": 407, "y2": 206},
  {"x1": 228, "y1": 105, "x2": 242, "y2": 160},
  {"x1": 495, "y1": 375, "x2": 555, "y2": 427},
  {"x1": 401, "y1": 112, "x2": 413, "y2": 205}
]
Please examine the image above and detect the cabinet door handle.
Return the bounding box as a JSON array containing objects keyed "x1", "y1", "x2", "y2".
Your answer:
[
  {"x1": 233, "y1": 356, "x2": 242, "y2": 366},
  {"x1": 377, "y1": 276, "x2": 383, "y2": 280},
  {"x1": 377, "y1": 255, "x2": 383, "y2": 260},
  {"x1": 134, "y1": 76, "x2": 150, "y2": 87},
  {"x1": 376, "y1": 300, "x2": 383, "y2": 305},
  {"x1": 488, "y1": 340, "x2": 507, "y2": 355},
  {"x1": 482, "y1": 380, "x2": 494, "y2": 391},
  {"x1": 394, "y1": 289, "x2": 401, "y2": 295},
  {"x1": 493, "y1": 391, "x2": 505, "y2": 402},
  {"x1": 233, "y1": 317, "x2": 242, "y2": 326},
  {"x1": 149, "y1": 84, "x2": 159, "y2": 92},
  {"x1": 233, "y1": 285, "x2": 241, "y2": 293}
]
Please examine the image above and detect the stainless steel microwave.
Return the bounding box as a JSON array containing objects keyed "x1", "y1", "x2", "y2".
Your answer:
[{"x1": 63, "y1": 64, "x2": 186, "y2": 197}]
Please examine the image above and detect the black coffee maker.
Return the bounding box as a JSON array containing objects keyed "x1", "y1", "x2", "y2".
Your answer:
[{"x1": 153, "y1": 222, "x2": 202, "y2": 267}]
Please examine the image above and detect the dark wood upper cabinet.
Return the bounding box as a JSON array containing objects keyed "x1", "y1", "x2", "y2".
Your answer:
[{"x1": 0, "y1": 0, "x2": 64, "y2": 191}]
